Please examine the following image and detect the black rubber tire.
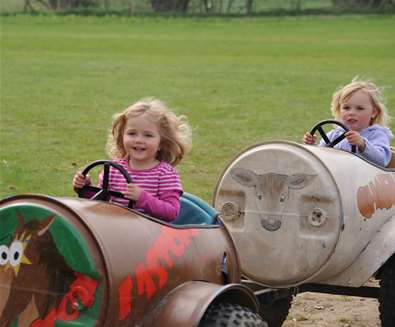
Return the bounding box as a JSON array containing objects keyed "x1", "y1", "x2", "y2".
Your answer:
[
  {"x1": 379, "y1": 255, "x2": 395, "y2": 327},
  {"x1": 259, "y1": 295, "x2": 292, "y2": 327},
  {"x1": 199, "y1": 302, "x2": 268, "y2": 327}
]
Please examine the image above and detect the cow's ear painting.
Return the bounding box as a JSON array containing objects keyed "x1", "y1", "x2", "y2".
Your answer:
[
  {"x1": 230, "y1": 168, "x2": 258, "y2": 187},
  {"x1": 231, "y1": 168, "x2": 316, "y2": 191},
  {"x1": 286, "y1": 174, "x2": 317, "y2": 190}
]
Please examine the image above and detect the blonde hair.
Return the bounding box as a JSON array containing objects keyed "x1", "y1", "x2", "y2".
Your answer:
[
  {"x1": 106, "y1": 98, "x2": 192, "y2": 166},
  {"x1": 330, "y1": 77, "x2": 390, "y2": 126}
]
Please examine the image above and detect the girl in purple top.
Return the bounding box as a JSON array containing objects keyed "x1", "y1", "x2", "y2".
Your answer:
[
  {"x1": 73, "y1": 98, "x2": 192, "y2": 222},
  {"x1": 304, "y1": 78, "x2": 393, "y2": 167}
]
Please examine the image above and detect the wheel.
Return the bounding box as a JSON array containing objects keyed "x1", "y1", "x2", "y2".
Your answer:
[
  {"x1": 379, "y1": 255, "x2": 395, "y2": 327},
  {"x1": 259, "y1": 295, "x2": 292, "y2": 327},
  {"x1": 309, "y1": 119, "x2": 356, "y2": 153},
  {"x1": 199, "y1": 302, "x2": 268, "y2": 327},
  {"x1": 76, "y1": 159, "x2": 134, "y2": 208}
]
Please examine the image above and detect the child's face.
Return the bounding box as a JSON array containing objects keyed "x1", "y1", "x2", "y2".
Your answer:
[
  {"x1": 339, "y1": 90, "x2": 378, "y2": 132},
  {"x1": 123, "y1": 114, "x2": 161, "y2": 167}
]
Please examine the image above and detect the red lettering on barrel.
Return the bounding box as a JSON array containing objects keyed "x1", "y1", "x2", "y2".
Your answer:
[
  {"x1": 118, "y1": 275, "x2": 133, "y2": 320},
  {"x1": 117, "y1": 226, "x2": 200, "y2": 320}
]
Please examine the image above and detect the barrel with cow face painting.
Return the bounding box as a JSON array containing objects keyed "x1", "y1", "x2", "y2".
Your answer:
[{"x1": 213, "y1": 140, "x2": 395, "y2": 288}]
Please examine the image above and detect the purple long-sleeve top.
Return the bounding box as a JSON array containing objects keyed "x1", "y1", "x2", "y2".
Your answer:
[{"x1": 319, "y1": 124, "x2": 393, "y2": 167}]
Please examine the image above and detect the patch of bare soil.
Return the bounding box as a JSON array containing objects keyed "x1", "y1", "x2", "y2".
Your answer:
[{"x1": 283, "y1": 292, "x2": 380, "y2": 327}]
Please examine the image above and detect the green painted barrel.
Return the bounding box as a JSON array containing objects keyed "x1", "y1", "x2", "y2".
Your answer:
[{"x1": 0, "y1": 198, "x2": 104, "y2": 327}]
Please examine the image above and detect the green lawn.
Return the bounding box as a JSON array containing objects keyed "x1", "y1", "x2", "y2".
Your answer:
[{"x1": 1, "y1": 15, "x2": 394, "y2": 201}]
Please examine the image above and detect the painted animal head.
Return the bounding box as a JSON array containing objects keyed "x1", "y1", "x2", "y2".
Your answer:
[
  {"x1": 0, "y1": 212, "x2": 54, "y2": 277},
  {"x1": 230, "y1": 168, "x2": 316, "y2": 231},
  {"x1": 1, "y1": 212, "x2": 55, "y2": 323},
  {"x1": 0, "y1": 212, "x2": 75, "y2": 327}
]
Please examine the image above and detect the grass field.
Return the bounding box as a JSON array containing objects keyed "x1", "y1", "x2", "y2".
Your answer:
[{"x1": 1, "y1": 15, "x2": 395, "y2": 201}]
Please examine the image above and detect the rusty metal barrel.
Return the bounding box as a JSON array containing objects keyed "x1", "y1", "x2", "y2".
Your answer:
[{"x1": 0, "y1": 194, "x2": 241, "y2": 327}]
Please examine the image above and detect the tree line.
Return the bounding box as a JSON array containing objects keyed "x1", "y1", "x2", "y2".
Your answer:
[{"x1": 23, "y1": 0, "x2": 395, "y2": 14}]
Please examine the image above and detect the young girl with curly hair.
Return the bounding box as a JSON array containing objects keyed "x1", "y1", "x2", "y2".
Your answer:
[{"x1": 73, "y1": 98, "x2": 192, "y2": 222}]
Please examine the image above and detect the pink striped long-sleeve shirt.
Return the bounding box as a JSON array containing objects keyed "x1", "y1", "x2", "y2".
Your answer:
[{"x1": 99, "y1": 158, "x2": 182, "y2": 222}]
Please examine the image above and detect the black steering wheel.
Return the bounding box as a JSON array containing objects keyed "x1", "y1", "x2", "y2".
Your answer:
[
  {"x1": 76, "y1": 160, "x2": 134, "y2": 208},
  {"x1": 310, "y1": 119, "x2": 356, "y2": 153}
]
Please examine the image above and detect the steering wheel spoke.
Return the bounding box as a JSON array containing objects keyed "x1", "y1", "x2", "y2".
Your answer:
[
  {"x1": 329, "y1": 133, "x2": 347, "y2": 147},
  {"x1": 91, "y1": 189, "x2": 109, "y2": 201},
  {"x1": 317, "y1": 126, "x2": 331, "y2": 144}
]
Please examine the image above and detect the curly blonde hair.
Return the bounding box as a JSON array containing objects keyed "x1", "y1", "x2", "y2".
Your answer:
[
  {"x1": 330, "y1": 77, "x2": 391, "y2": 127},
  {"x1": 106, "y1": 98, "x2": 192, "y2": 166}
]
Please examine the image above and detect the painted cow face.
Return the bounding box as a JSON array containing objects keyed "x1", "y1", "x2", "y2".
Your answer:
[{"x1": 231, "y1": 168, "x2": 316, "y2": 231}]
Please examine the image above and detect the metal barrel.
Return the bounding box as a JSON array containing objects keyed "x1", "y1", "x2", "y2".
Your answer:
[
  {"x1": 0, "y1": 194, "x2": 241, "y2": 326},
  {"x1": 213, "y1": 141, "x2": 395, "y2": 287}
]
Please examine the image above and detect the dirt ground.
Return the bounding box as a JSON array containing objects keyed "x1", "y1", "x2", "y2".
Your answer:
[{"x1": 282, "y1": 292, "x2": 380, "y2": 327}]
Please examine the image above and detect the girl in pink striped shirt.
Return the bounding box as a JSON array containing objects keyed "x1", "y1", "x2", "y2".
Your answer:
[{"x1": 73, "y1": 98, "x2": 192, "y2": 222}]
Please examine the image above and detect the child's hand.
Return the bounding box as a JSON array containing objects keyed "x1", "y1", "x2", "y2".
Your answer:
[
  {"x1": 123, "y1": 183, "x2": 142, "y2": 201},
  {"x1": 303, "y1": 132, "x2": 316, "y2": 145},
  {"x1": 73, "y1": 172, "x2": 91, "y2": 190},
  {"x1": 345, "y1": 131, "x2": 365, "y2": 152}
]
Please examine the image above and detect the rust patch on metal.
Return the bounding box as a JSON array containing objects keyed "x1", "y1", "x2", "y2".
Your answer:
[{"x1": 357, "y1": 173, "x2": 395, "y2": 219}]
